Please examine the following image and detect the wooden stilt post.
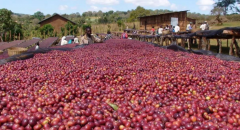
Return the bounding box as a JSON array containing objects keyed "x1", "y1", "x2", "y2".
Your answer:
[
  {"x1": 229, "y1": 36, "x2": 235, "y2": 56},
  {"x1": 198, "y1": 38, "x2": 202, "y2": 49},
  {"x1": 217, "y1": 39, "x2": 222, "y2": 54},
  {"x1": 160, "y1": 36, "x2": 164, "y2": 46},
  {"x1": 181, "y1": 38, "x2": 185, "y2": 48},
  {"x1": 188, "y1": 38, "x2": 191, "y2": 50},
  {"x1": 233, "y1": 39, "x2": 240, "y2": 57},
  {"x1": 19, "y1": 33, "x2": 20, "y2": 40},
  {"x1": 207, "y1": 39, "x2": 210, "y2": 51},
  {"x1": 202, "y1": 37, "x2": 207, "y2": 50},
  {"x1": 227, "y1": 39, "x2": 229, "y2": 47}
]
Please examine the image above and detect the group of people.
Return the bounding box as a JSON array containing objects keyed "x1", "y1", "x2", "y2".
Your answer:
[
  {"x1": 186, "y1": 21, "x2": 209, "y2": 32},
  {"x1": 60, "y1": 36, "x2": 80, "y2": 46},
  {"x1": 60, "y1": 27, "x2": 114, "y2": 46},
  {"x1": 149, "y1": 21, "x2": 209, "y2": 36},
  {"x1": 151, "y1": 24, "x2": 181, "y2": 35},
  {"x1": 56, "y1": 21, "x2": 210, "y2": 47}
]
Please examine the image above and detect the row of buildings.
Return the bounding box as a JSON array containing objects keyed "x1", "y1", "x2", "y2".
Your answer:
[{"x1": 39, "y1": 11, "x2": 195, "y2": 33}]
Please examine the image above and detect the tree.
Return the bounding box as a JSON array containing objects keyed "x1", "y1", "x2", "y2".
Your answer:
[
  {"x1": 0, "y1": 9, "x2": 14, "y2": 41},
  {"x1": 128, "y1": 6, "x2": 150, "y2": 22},
  {"x1": 11, "y1": 22, "x2": 23, "y2": 40},
  {"x1": 215, "y1": 0, "x2": 240, "y2": 15},
  {"x1": 210, "y1": 7, "x2": 226, "y2": 25},
  {"x1": 33, "y1": 11, "x2": 45, "y2": 21},
  {"x1": 39, "y1": 24, "x2": 54, "y2": 36},
  {"x1": 0, "y1": 8, "x2": 13, "y2": 33},
  {"x1": 65, "y1": 22, "x2": 78, "y2": 35}
]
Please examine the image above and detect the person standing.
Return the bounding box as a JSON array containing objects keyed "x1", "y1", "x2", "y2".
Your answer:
[
  {"x1": 35, "y1": 43, "x2": 39, "y2": 50},
  {"x1": 205, "y1": 21, "x2": 209, "y2": 30},
  {"x1": 158, "y1": 25, "x2": 163, "y2": 35},
  {"x1": 165, "y1": 25, "x2": 169, "y2": 30},
  {"x1": 200, "y1": 22, "x2": 206, "y2": 31},
  {"x1": 79, "y1": 27, "x2": 102, "y2": 45},
  {"x1": 104, "y1": 31, "x2": 113, "y2": 41},
  {"x1": 61, "y1": 36, "x2": 68, "y2": 46},
  {"x1": 169, "y1": 25, "x2": 173, "y2": 33},
  {"x1": 186, "y1": 22, "x2": 193, "y2": 32},
  {"x1": 121, "y1": 30, "x2": 128, "y2": 39},
  {"x1": 74, "y1": 36, "x2": 79, "y2": 43},
  {"x1": 150, "y1": 26, "x2": 155, "y2": 35},
  {"x1": 175, "y1": 24, "x2": 180, "y2": 33}
]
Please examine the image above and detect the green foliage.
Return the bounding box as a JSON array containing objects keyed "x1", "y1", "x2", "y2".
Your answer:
[
  {"x1": 65, "y1": 21, "x2": 78, "y2": 35},
  {"x1": 128, "y1": 6, "x2": 150, "y2": 22},
  {"x1": 0, "y1": 8, "x2": 13, "y2": 33},
  {"x1": 82, "y1": 23, "x2": 91, "y2": 32},
  {"x1": 40, "y1": 24, "x2": 54, "y2": 36},
  {"x1": 33, "y1": 11, "x2": 44, "y2": 21},
  {"x1": 61, "y1": 27, "x2": 65, "y2": 36},
  {"x1": 215, "y1": 0, "x2": 240, "y2": 15}
]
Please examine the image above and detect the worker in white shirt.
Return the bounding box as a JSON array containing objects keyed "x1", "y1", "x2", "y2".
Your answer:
[
  {"x1": 61, "y1": 36, "x2": 68, "y2": 46},
  {"x1": 35, "y1": 43, "x2": 39, "y2": 50},
  {"x1": 200, "y1": 22, "x2": 206, "y2": 31},
  {"x1": 74, "y1": 36, "x2": 79, "y2": 43},
  {"x1": 158, "y1": 25, "x2": 163, "y2": 35},
  {"x1": 175, "y1": 24, "x2": 180, "y2": 33}
]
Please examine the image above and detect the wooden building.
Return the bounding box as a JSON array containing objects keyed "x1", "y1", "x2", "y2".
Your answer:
[
  {"x1": 38, "y1": 14, "x2": 76, "y2": 33},
  {"x1": 139, "y1": 10, "x2": 196, "y2": 32}
]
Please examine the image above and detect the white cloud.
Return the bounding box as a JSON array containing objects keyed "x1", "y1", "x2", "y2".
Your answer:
[
  {"x1": 71, "y1": 6, "x2": 78, "y2": 10},
  {"x1": 170, "y1": 4, "x2": 178, "y2": 10},
  {"x1": 59, "y1": 5, "x2": 68, "y2": 10},
  {"x1": 197, "y1": 0, "x2": 215, "y2": 11},
  {"x1": 90, "y1": 6, "x2": 115, "y2": 12},
  {"x1": 124, "y1": 0, "x2": 170, "y2": 7},
  {"x1": 87, "y1": 0, "x2": 119, "y2": 5}
]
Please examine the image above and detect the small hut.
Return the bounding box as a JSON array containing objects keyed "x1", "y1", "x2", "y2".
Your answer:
[
  {"x1": 38, "y1": 14, "x2": 76, "y2": 33},
  {"x1": 139, "y1": 10, "x2": 196, "y2": 32}
]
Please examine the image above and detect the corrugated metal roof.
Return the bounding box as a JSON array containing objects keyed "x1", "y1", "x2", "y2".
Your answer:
[
  {"x1": 138, "y1": 10, "x2": 190, "y2": 18},
  {"x1": 38, "y1": 13, "x2": 77, "y2": 25}
]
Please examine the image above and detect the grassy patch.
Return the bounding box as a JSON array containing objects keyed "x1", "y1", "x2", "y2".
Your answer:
[{"x1": 210, "y1": 22, "x2": 240, "y2": 30}]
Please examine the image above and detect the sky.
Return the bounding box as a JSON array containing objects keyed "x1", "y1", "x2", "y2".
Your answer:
[{"x1": 0, "y1": 0, "x2": 224, "y2": 15}]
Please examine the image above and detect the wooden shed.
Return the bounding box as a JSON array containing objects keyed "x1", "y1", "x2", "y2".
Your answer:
[
  {"x1": 38, "y1": 14, "x2": 76, "y2": 33},
  {"x1": 139, "y1": 10, "x2": 196, "y2": 32}
]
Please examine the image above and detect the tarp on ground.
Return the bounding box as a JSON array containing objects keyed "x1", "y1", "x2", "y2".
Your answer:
[
  {"x1": 0, "y1": 48, "x2": 74, "y2": 65},
  {"x1": 1, "y1": 41, "x2": 240, "y2": 65}
]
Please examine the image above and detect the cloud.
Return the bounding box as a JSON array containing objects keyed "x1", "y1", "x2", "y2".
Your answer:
[
  {"x1": 170, "y1": 4, "x2": 178, "y2": 10},
  {"x1": 89, "y1": 6, "x2": 115, "y2": 12},
  {"x1": 124, "y1": 0, "x2": 170, "y2": 7},
  {"x1": 59, "y1": 5, "x2": 68, "y2": 10},
  {"x1": 87, "y1": 0, "x2": 119, "y2": 5},
  {"x1": 197, "y1": 0, "x2": 215, "y2": 11},
  {"x1": 71, "y1": 6, "x2": 78, "y2": 10}
]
